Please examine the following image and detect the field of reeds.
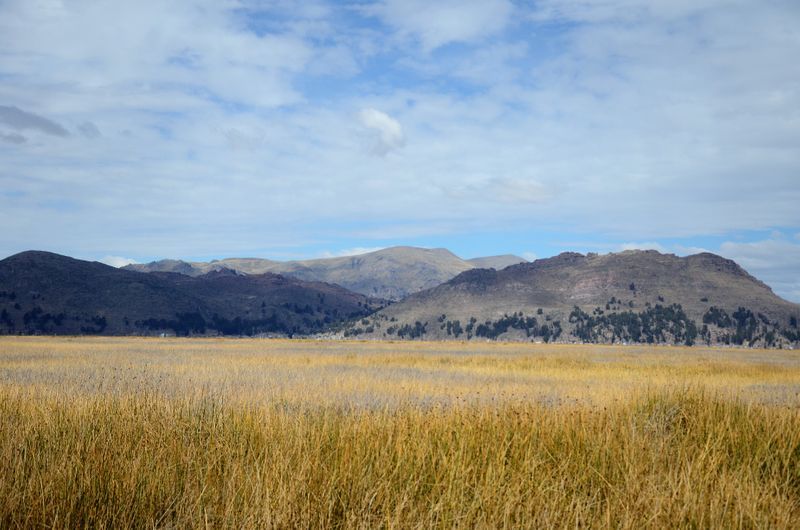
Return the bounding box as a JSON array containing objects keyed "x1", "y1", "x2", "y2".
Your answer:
[{"x1": 1, "y1": 337, "x2": 799, "y2": 528}]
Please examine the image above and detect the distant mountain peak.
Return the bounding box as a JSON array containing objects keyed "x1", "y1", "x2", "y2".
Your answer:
[{"x1": 118, "y1": 246, "x2": 527, "y2": 300}]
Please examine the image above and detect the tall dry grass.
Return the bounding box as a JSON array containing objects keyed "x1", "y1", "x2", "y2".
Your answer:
[{"x1": 0, "y1": 337, "x2": 799, "y2": 528}]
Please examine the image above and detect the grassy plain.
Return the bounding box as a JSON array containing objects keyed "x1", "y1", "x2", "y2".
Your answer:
[{"x1": 1, "y1": 337, "x2": 799, "y2": 528}]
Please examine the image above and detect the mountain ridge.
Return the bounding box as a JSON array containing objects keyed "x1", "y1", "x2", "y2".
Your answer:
[
  {"x1": 3, "y1": 248, "x2": 798, "y2": 347},
  {"x1": 346, "y1": 250, "x2": 800, "y2": 347},
  {"x1": 0, "y1": 251, "x2": 381, "y2": 336},
  {"x1": 125, "y1": 246, "x2": 528, "y2": 300}
]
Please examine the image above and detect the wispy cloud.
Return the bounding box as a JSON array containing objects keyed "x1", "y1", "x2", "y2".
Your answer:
[
  {"x1": 77, "y1": 121, "x2": 101, "y2": 139},
  {"x1": 0, "y1": 0, "x2": 796, "y2": 290},
  {"x1": 718, "y1": 237, "x2": 800, "y2": 303},
  {"x1": 445, "y1": 177, "x2": 550, "y2": 205},
  {"x1": 673, "y1": 245, "x2": 711, "y2": 256},
  {"x1": 0, "y1": 105, "x2": 68, "y2": 137},
  {"x1": 366, "y1": 0, "x2": 513, "y2": 51},
  {"x1": 0, "y1": 131, "x2": 26, "y2": 144}
]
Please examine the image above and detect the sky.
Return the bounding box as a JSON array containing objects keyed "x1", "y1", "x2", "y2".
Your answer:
[{"x1": 0, "y1": 0, "x2": 798, "y2": 301}]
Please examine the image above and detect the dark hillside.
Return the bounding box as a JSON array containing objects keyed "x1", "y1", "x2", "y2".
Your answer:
[{"x1": 0, "y1": 251, "x2": 380, "y2": 336}]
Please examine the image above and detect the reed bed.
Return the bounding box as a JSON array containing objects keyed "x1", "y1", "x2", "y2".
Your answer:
[{"x1": 1, "y1": 337, "x2": 799, "y2": 528}]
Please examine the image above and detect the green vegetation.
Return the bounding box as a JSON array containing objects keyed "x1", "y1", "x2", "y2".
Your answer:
[
  {"x1": 347, "y1": 302, "x2": 798, "y2": 348},
  {"x1": 569, "y1": 304, "x2": 699, "y2": 345},
  {"x1": 703, "y1": 306, "x2": 789, "y2": 347},
  {"x1": 396, "y1": 320, "x2": 427, "y2": 338},
  {"x1": 473, "y1": 312, "x2": 563, "y2": 342},
  {"x1": 445, "y1": 319, "x2": 463, "y2": 338}
]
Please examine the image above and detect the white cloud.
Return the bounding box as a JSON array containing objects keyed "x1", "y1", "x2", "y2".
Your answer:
[
  {"x1": 358, "y1": 108, "x2": 405, "y2": 156},
  {"x1": 522, "y1": 252, "x2": 538, "y2": 261},
  {"x1": 317, "y1": 247, "x2": 385, "y2": 259},
  {"x1": 673, "y1": 245, "x2": 711, "y2": 256},
  {"x1": 99, "y1": 255, "x2": 137, "y2": 268},
  {"x1": 368, "y1": 0, "x2": 513, "y2": 51},
  {"x1": 220, "y1": 127, "x2": 266, "y2": 151},
  {"x1": 530, "y1": 0, "x2": 733, "y2": 24},
  {"x1": 0, "y1": 0, "x2": 798, "y2": 265},
  {"x1": 0, "y1": 1, "x2": 312, "y2": 112},
  {"x1": 619, "y1": 242, "x2": 668, "y2": 253},
  {"x1": 719, "y1": 238, "x2": 800, "y2": 303},
  {"x1": 445, "y1": 176, "x2": 549, "y2": 205},
  {"x1": 488, "y1": 178, "x2": 549, "y2": 204}
]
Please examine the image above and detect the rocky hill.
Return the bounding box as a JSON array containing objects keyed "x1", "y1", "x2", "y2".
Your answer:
[
  {"x1": 346, "y1": 250, "x2": 800, "y2": 348},
  {"x1": 0, "y1": 251, "x2": 381, "y2": 336},
  {"x1": 126, "y1": 247, "x2": 527, "y2": 300}
]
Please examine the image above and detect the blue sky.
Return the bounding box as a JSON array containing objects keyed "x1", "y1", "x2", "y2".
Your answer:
[{"x1": 0, "y1": 0, "x2": 799, "y2": 301}]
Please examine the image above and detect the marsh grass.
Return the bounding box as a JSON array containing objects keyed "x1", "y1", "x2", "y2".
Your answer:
[{"x1": 1, "y1": 337, "x2": 799, "y2": 528}]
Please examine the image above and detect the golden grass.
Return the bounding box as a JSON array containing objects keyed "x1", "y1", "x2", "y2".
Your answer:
[{"x1": 1, "y1": 337, "x2": 799, "y2": 528}]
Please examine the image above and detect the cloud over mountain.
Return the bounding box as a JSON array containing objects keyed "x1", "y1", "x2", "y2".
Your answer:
[{"x1": 0, "y1": 0, "x2": 796, "y2": 299}]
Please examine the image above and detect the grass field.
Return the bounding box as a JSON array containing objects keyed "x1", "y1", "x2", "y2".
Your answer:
[{"x1": 1, "y1": 337, "x2": 799, "y2": 527}]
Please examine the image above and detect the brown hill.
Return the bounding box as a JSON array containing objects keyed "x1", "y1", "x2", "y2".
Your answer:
[
  {"x1": 348, "y1": 250, "x2": 800, "y2": 348},
  {"x1": 0, "y1": 251, "x2": 381, "y2": 336},
  {"x1": 126, "y1": 246, "x2": 524, "y2": 300}
]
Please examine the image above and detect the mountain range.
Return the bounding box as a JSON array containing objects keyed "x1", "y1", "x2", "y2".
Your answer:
[
  {"x1": 124, "y1": 247, "x2": 527, "y2": 300},
  {"x1": 1, "y1": 248, "x2": 798, "y2": 347}
]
